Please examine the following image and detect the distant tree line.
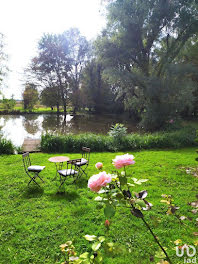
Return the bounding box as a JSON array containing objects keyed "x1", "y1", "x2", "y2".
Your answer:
[{"x1": 1, "y1": 0, "x2": 198, "y2": 130}]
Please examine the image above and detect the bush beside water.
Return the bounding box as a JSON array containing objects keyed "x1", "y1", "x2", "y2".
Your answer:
[
  {"x1": 0, "y1": 136, "x2": 15, "y2": 154},
  {"x1": 41, "y1": 127, "x2": 198, "y2": 153}
]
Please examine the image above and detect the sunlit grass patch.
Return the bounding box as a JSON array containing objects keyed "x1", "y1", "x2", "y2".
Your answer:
[{"x1": 0, "y1": 148, "x2": 197, "y2": 263}]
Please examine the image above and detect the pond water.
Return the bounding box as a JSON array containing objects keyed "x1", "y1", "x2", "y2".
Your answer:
[{"x1": 0, "y1": 114, "x2": 138, "y2": 146}]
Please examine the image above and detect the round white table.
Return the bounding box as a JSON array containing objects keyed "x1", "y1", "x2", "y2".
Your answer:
[{"x1": 49, "y1": 156, "x2": 70, "y2": 180}]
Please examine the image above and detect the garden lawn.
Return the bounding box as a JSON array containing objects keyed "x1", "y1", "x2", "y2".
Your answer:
[{"x1": 0, "y1": 148, "x2": 197, "y2": 264}]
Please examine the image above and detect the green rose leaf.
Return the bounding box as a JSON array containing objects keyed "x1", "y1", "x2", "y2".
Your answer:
[
  {"x1": 98, "y1": 236, "x2": 105, "y2": 243},
  {"x1": 135, "y1": 199, "x2": 146, "y2": 208},
  {"x1": 92, "y1": 241, "x2": 101, "y2": 251},
  {"x1": 79, "y1": 252, "x2": 89, "y2": 259},
  {"x1": 107, "y1": 242, "x2": 114, "y2": 247},
  {"x1": 127, "y1": 183, "x2": 135, "y2": 187},
  {"x1": 104, "y1": 204, "x2": 116, "y2": 218},
  {"x1": 94, "y1": 196, "x2": 103, "y2": 201},
  {"x1": 132, "y1": 178, "x2": 148, "y2": 185},
  {"x1": 84, "y1": 235, "x2": 97, "y2": 241}
]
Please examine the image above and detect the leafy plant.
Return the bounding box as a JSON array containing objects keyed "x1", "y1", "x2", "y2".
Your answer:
[
  {"x1": 1, "y1": 97, "x2": 16, "y2": 110},
  {"x1": 0, "y1": 136, "x2": 15, "y2": 154},
  {"x1": 60, "y1": 234, "x2": 117, "y2": 263},
  {"x1": 88, "y1": 154, "x2": 172, "y2": 263},
  {"x1": 108, "y1": 123, "x2": 127, "y2": 140}
]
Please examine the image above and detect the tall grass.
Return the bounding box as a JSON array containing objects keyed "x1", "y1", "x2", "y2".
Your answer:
[{"x1": 41, "y1": 127, "x2": 197, "y2": 153}]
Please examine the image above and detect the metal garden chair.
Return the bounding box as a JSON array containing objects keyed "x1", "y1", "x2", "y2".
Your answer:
[
  {"x1": 22, "y1": 152, "x2": 45, "y2": 186},
  {"x1": 75, "y1": 147, "x2": 91, "y2": 177},
  {"x1": 58, "y1": 159, "x2": 81, "y2": 188}
]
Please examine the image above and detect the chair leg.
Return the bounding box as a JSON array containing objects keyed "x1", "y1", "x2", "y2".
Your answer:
[
  {"x1": 77, "y1": 165, "x2": 88, "y2": 177},
  {"x1": 58, "y1": 175, "x2": 66, "y2": 189},
  {"x1": 27, "y1": 171, "x2": 43, "y2": 187},
  {"x1": 28, "y1": 175, "x2": 40, "y2": 187},
  {"x1": 37, "y1": 174, "x2": 44, "y2": 183},
  {"x1": 72, "y1": 172, "x2": 80, "y2": 183}
]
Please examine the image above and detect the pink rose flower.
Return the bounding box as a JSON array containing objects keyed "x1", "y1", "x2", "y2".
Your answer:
[
  {"x1": 88, "y1": 171, "x2": 112, "y2": 192},
  {"x1": 169, "y1": 119, "x2": 174, "y2": 124},
  {"x1": 95, "y1": 162, "x2": 103, "y2": 170},
  {"x1": 112, "y1": 153, "x2": 135, "y2": 169}
]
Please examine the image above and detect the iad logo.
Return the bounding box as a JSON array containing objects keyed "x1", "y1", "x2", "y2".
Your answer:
[{"x1": 176, "y1": 245, "x2": 197, "y2": 263}]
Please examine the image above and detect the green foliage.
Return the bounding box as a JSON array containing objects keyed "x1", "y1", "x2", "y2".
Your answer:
[
  {"x1": 40, "y1": 86, "x2": 60, "y2": 110},
  {"x1": 41, "y1": 127, "x2": 197, "y2": 153},
  {"x1": 178, "y1": 38, "x2": 198, "y2": 116},
  {"x1": 28, "y1": 28, "x2": 89, "y2": 115},
  {"x1": 108, "y1": 123, "x2": 127, "y2": 140},
  {"x1": 0, "y1": 136, "x2": 15, "y2": 154},
  {"x1": 1, "y1": 97, "x2": 16, "y2": 110},
  {"x1": 81, "y1": 59, "x2": 122, "y2": 114},
  {"x1": 60, "y1": 235, "x2": 114, "y2": 263},
  {"x1": 96, "y1": 0, "x2": 198, "y2": 129},
  {"x1": 22, "y1": 83, "x2": 39, "y2": 110}
]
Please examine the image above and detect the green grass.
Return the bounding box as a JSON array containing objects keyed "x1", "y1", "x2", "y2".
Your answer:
[
  {"x1": 0, "y1": 103, "x2": 73, "y2": 114},
  {"x1": 0, "y1": 149, "x2": 197, "y2": 263}
]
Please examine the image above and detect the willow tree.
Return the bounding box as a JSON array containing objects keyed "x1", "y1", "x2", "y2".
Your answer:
[
  {"x1": 65, "y1": 28, "x2": 90, "y2": 114},
  {"x1": 96, "y1": 0, "x2": 198, "y2": 130}
]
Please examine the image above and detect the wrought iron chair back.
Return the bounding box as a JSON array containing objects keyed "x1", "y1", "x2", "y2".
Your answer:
[
  {"x1": 58, "y1": 159, "x2": 81, "y2": 188},
  {"x1": 66, "y1": 159, "x2": 82, "y2": 176},
  {"x1": 82, "y1": 147, "x2": 90, "y2": 164},
  {"x1": 22, "y1": 152, "x2": 31, "y2": 173},
  {"x1": 73, "y1": 147, "x2": 91, "y2": 178}
]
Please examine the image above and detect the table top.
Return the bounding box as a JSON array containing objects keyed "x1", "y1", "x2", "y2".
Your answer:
[{"x1": 48, "y1": 156, "x2": 70, "y2": 163}]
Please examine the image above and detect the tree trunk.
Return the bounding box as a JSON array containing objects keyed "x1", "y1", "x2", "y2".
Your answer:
[
  {"x1": 63, "y1": 101, "x2": 67, "y2": 117},
  {"x1": 57, "y1": 102, "x2": 60, "y2": 114},
  {"x1": 95, "y1": 64, "x2": 102, "y2": 114},
  {"x1": 73, "y1": 64, "x2": 79, "y2": 115}
]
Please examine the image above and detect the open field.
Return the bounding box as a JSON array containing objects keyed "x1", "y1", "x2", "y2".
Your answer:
[
  {"x1": 0, "y1": 103, "x2": 72, "y2": 114},
  {"x1": 0, "y1": 148, "x2": 197, "y2": 263}
]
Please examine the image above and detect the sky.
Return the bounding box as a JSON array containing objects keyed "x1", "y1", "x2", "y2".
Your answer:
[{"x1": 0, "y1": 0, "x2": 106, "y2": 99}]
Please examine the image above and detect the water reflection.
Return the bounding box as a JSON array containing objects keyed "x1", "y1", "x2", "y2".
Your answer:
[{"x1": 0, "y1": 114, "x2": 138, "y2": 146}]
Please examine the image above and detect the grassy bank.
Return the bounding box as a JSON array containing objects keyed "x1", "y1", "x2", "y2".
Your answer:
[
  {"x1": 0, "y1": 103, "x2": 73, "y2": 115},
  {"x1": 0, "y1": 149, "x2": 197, "y2": 263},
  {"x1": 0, "y1": 108, "x2": 68, "y2": 115},
  {"x1": 41, "y1": 127, "x2": 198, "y2": 153}
]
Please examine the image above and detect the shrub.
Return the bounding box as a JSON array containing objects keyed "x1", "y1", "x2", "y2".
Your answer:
[
  {"x1": 41, "y1": 127, "x2": 198, "y2": 153},
  {"x1": 0, "y1": 136, "x2": 15, "y2": 154},
  {"x1": 108, "y1": 123, "x2": 127, "y2": 140}
]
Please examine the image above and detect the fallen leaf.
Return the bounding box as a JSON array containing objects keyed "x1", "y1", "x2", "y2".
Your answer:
[
  {"x1": 174, "y1": 239, "x2": 182, "y2": 245},
  {"x1": 194, "y1": 241, "x2": 198, "y2": 246},
  {"x1": 190, "y1": 201, "x2": 198, "y2": 208}
]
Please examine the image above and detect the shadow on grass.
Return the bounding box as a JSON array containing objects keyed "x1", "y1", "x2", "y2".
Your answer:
[
  {"x1": 22, "y1": 186, "x2": 44, "y2": 199},
  {"x1": 50, "y1": 190, "x2": 80, "y2": 202},
  {"x1": 74, "y1": 177, "x2": 88, "y2": 188}
]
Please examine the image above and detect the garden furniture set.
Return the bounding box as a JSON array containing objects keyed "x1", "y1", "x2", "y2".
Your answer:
[{"x1": 22, "y1": 147, "x2": 91, "y2": 188}]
